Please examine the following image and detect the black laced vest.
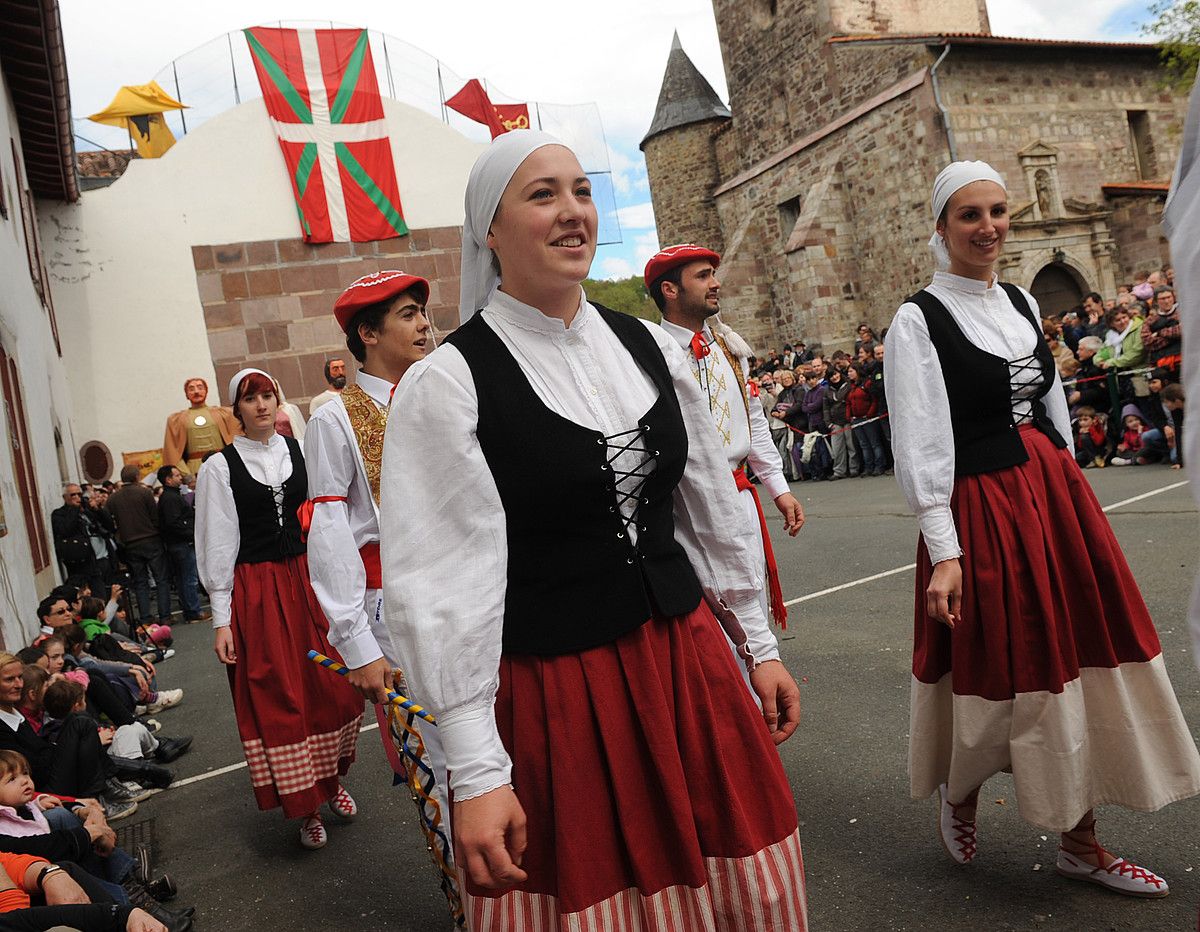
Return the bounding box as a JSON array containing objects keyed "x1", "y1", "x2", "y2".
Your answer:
[
  {"x1": 905, "y1": 282, "x2": 1067, "y2": 477},
  {"x1": 221, "y1": 437, "x2": 308, "y2": 564},
  {"x1": 444, "y1": 303, "x2": 703, "y2": 656}
]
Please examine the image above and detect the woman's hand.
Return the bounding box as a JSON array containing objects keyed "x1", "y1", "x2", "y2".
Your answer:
[
  {"x1": 98, "y1": 727, "x2": 114, "y2": 747},
  {"x1": 749, "y1": 659, "x2": 801, "y2": 745},
  {"x1": 926, "y1": 558, "x2": 963, "y2": 628},
  {"x1": 453, "y1": 785, "x2": 528, "y2": 889},
  {"x1": 214, "y1": 627, "x2": 237, "y2": 665},
  {"x1": 34, "y1": 795, "x2": 61, "y2": 812},
  {"x1": 127, "y1": 907, "x2": 168, "y2": 932}
]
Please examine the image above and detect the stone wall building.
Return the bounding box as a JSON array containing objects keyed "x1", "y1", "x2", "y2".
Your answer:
[{"x1": 642, "y1": 0, "x2": 1186, "y2": 352}]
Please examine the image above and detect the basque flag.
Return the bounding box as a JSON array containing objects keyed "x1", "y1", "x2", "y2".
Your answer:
[{"x1": 244, "y1": 26, "x2": 408, "y2": 243}]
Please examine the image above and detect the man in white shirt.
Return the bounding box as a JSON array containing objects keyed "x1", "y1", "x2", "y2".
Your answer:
[
  {"x1": 303, "y1": 270, "x2": 460, "y2": 917},
  {"x1": 307, "y1": 357, "x2": 347, "y2": 416},
  {"x1": 645, "y1": 244, "x2": 805, "y2": 632}
]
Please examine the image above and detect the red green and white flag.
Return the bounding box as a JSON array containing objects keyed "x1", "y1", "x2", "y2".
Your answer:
[{"x1": 244, "y1": 26, "x2": 408, "y2": 243}]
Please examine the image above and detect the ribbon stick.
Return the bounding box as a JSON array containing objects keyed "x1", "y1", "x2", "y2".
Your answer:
[{"x1": 307, "y1": 650, "x2": 438, "y2": 726}]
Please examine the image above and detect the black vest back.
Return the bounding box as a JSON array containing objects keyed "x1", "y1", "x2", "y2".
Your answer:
[
  {"x1": 905, "y1": 282, "x2": 1067, "y2": 477},
  {"x1": 445, "y1": 303, "x2": 703, "y2": 656},
  {"x1": 221, "y1": 437, "x2": 308, "y2": 564}
]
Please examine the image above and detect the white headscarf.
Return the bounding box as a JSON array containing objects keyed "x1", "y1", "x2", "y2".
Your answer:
[
  {"x1": 459, "y1": 130, "x2": 571, "y2": 321},
  {"x1": 226, "y1": 367, "x2": 272, "y2": 407},
  {"x1": 927, "y1": 160, "x2": 1007, "y2": 270}
]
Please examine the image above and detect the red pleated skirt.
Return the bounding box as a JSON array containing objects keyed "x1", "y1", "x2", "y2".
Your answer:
[
  {"x1": 462, "y1": 601, "x2": 807, "y2": 931},
  {"x1": 228, "y1": 554, "x2": 364, "y2": 818},
  {"x1": 910, "y1": 425, "x2": 1200, "y2": 830}
]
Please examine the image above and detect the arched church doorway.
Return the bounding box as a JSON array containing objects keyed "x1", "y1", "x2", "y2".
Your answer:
[{"x1": 1030, "y1": 263, "x2": 1086, "y2": 317}]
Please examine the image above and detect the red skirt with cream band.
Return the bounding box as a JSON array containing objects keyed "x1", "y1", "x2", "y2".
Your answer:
[
  {"x1": 460, "y1": 602, "x2": 808, "y2": 931},
  {"x1": 227, "y1": 553, "x2": 364, "y2": 818},
  {"x1": 910, "y1": 425, "x2": 1200, "y2": 832}
]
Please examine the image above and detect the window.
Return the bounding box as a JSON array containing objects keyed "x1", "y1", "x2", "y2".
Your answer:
[
  {"x1": 1127, "y1": 110, "x2": 1157, "y2": 180},
  {"x1": 0, "y1": 342, "x2": 50, "y2": 572},
  {"x1": 778, "y1": 195, "x2": 802, "y2": 249}
]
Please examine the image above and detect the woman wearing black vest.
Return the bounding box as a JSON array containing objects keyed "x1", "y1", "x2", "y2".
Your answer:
[
  {"x1": 381, "y1": 133, "x2": 807, "y2": 929},
  {"x1": 885, "y1": 162, "x2": 1200, "y2": 896},
  {"x1": 195, "y1": 368, "x2": 362, "y2": 851}
]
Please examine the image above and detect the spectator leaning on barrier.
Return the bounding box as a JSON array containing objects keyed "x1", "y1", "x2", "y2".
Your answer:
[
  {"x1": 1096, "y1": 306, "x2": 1146, "y2": 375},
  {"x1": 1068, "y1": 336, "x2": 1108, "y2": 411},
  {"x1": 1142, "y1": 286, "x2": 1182, "y2": 376}
]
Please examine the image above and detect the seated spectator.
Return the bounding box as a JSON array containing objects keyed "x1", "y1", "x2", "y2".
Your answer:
[
  {"x1": 59, "y1": 628, "x2": 181, "y2": 719},
  {"x1": 0, "y1": 654, "x2": 138, "y2": 821},
  {"x1": 0, "y1": 751, "x2": 191, "y2": 929},
  {"x1": 1139, "y1": 382, "x2": 1185, "y2": 468},
  {"x1": 10, "y1": 656, "x2": 40, "y2": 676},
  {"x1": 1074, "y1": 407, "x2": 1112, "y2": 469},
  {"x1": 42, "y1": 683, "x2": 188, "y2": 771},
  {"x1": 16, "y1": 672, "x2": 47, "y2": 738},
  {"x1": 1111, "y1": 405, "x2": 1149, "y2": 466}
]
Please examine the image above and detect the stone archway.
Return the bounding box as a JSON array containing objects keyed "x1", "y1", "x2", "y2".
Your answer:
[{"x1": 1030, "y1": 262, "x2": 1086, "y2": 317}]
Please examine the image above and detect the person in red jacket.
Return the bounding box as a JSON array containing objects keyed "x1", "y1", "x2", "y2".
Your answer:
[{"x1": 846, "y1": 363, "x2": 885, "y2": 476}]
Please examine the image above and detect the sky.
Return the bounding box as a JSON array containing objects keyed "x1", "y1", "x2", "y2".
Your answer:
[{"x1": 59, "y1": 0, "x2": 1158, "y2": 280}]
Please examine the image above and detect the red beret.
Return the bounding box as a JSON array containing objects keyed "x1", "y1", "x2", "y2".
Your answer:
[
  {"x1": 333, "y1": 270, "x2": 431, "y2": 333},
  {"x1": 643, "y1": 244, "x2": 721, "y2": 290}
]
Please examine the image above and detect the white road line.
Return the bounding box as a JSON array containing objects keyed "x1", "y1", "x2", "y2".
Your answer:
[
  {"x1": 169, "y1": 720, "x2": 379, "y2": 790},
  {"x1": 170, "y1": 480, "x2": 1191, "y2": 789},
  {"x1": 1099, "y1": 479, "x2": 1189, "y2": 513},
  {"x1": 782, "y1": 564, "x2": 916, "y2": 607},
  {"x1": 781, "y1": 478, "x2": 1189, "y2": 608}
]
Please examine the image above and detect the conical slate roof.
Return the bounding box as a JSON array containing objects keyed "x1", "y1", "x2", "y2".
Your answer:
[{"x1": 641, "y1": 32, "x2": 731, "y2": 149}]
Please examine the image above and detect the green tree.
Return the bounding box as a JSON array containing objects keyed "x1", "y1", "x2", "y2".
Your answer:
[
  {"x1": 582, "y1": 276, "x2": 661, "y2": 322},
  {"x1": 1143, "y1": 0, "x2": 1200, "y2": 91}
]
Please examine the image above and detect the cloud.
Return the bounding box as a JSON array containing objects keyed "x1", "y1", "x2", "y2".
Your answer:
[
  {"x1": 615, "y1": 202, "x2": 657, "y2": 230},
  {"x1": 598, "y1": 257, "x2": 635, "y2": 279},
  {"x1": 988, "y1": 0, "x2": 1148, "y2": 40}
]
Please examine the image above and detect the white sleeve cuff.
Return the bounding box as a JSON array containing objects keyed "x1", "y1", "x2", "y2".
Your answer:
[
  {"x1": 918, "y1": 505, "x2": 963, "y2": 565},
  {"x1": 210, "y1": 590, "x2": 232, "y2": 629},
  {"x1": 759, "y1": 472, "x2": 791, "y2": 502},
  {"x1": 437, "y1": 706, "x2": 513, "y2": 801},
  {"x1": 334, "y1": 627, "x2": 385, "y2": 672}
]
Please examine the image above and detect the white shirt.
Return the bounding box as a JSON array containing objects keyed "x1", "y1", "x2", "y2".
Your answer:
[
  {"x1": 308, "y1": 389, "x2": 342, "y2": 416},
  {"x1": 303, "y1": 370, "x2": 393, "y2": 670},
  {"x1": 884, "y1": 271, "x2": 1073, "y2": 564},
  {"x1": 195, "y1": 434, "x2": 295, "y2": 629},
  {"x1": 659, "y1": 318, "x2": 790, "y2": 501},
  {"x1": 0, "y1": 708, "x2": 22, "y2": 733},
  {"x1": 380, "y1": 289, "x2": 779, "y2": 801}
]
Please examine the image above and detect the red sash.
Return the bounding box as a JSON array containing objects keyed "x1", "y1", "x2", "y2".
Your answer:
[
  {"x1": 359, "y1": 541, "x2": 382, "y2": 590},
  {"x1": 297, "y1": 497, "x2": 382, "y2": 588},
  {"x1": 732, "y1": 467, "x2": 787, "y2": 629}
]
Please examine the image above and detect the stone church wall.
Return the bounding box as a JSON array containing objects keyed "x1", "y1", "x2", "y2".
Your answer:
[{"x1": 1107, "y1": 194, "x2": 1171, "y2": 283}]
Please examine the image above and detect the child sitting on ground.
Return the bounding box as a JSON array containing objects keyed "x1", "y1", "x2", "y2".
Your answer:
[
  {"x1": 1112, "y1": 404, "x2": 1148, "y2": 466},
  {"x1": 0, "y1": 749, "x2": 61, "y2": 838},
  {"x1": 1074, "y1": 407, "x2": 1112, "y2": 468},
  {"x1": 17, "y1": 667, "x2": 48, "y2": 736}
]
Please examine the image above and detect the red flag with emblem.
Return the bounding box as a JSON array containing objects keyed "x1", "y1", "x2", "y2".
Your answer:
[
  {"x1": 244, "y1": 26, "x2": 408, "y2": 243},
  {"x1": 445, "y1": 78, "x2": 530, "y2": 139}
]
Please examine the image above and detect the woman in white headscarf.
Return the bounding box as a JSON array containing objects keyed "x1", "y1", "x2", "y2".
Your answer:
[
  {"x1": 195, "y1": 368, "x2": 363, "y2": 851},
  {"x1": 885, "y1": 162, "x2": 1200, "y2": 895},
  {"x1": 380, "y1": 132, "x2": 808, "y2": 929}
]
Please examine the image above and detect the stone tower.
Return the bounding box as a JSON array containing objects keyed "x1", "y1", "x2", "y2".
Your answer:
[
  {"x1": 640, "y1": 33, "x2": 731, "y2": 253},
  {"x1": 709, "y1": 0, "x2": 991, "y2": 164}
]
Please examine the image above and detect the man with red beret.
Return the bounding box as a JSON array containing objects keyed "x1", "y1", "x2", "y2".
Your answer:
[
  {"x1": 301, "y1": 269, "x2": 459, "y2": 918},
  {"x1": 646, "y1": 245, "x2": 804, "y2": 636}
]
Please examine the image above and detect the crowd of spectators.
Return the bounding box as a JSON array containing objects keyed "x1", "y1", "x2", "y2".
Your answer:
[
  {"x1": 743, "y1": 266, "x2": 1183, "y2": 482},
  {"x1": 3, "y1": 474, "x2": 207, "y2": 930}
]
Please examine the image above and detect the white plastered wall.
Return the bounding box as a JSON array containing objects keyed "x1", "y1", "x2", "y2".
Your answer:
[
  {"x1": 40, "y1": 96, "x2": 483, "y2": 461},
  {"x1": 0, "y1": 80, "x2": 80, "y2": 647}
]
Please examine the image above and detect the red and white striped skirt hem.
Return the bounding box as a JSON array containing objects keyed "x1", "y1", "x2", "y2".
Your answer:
[{"x1": 463, "y1": 828, "x2": 807, "y2": 932}]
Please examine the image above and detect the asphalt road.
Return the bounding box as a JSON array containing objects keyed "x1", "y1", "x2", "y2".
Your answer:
[{"x1": 142, "y1": 466, "x2": 1200, "y2": 931}]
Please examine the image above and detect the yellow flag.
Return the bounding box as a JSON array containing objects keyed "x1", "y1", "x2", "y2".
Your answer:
[{"x1": 88, "y1": 82, "x2": 188, "y2": 159}]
